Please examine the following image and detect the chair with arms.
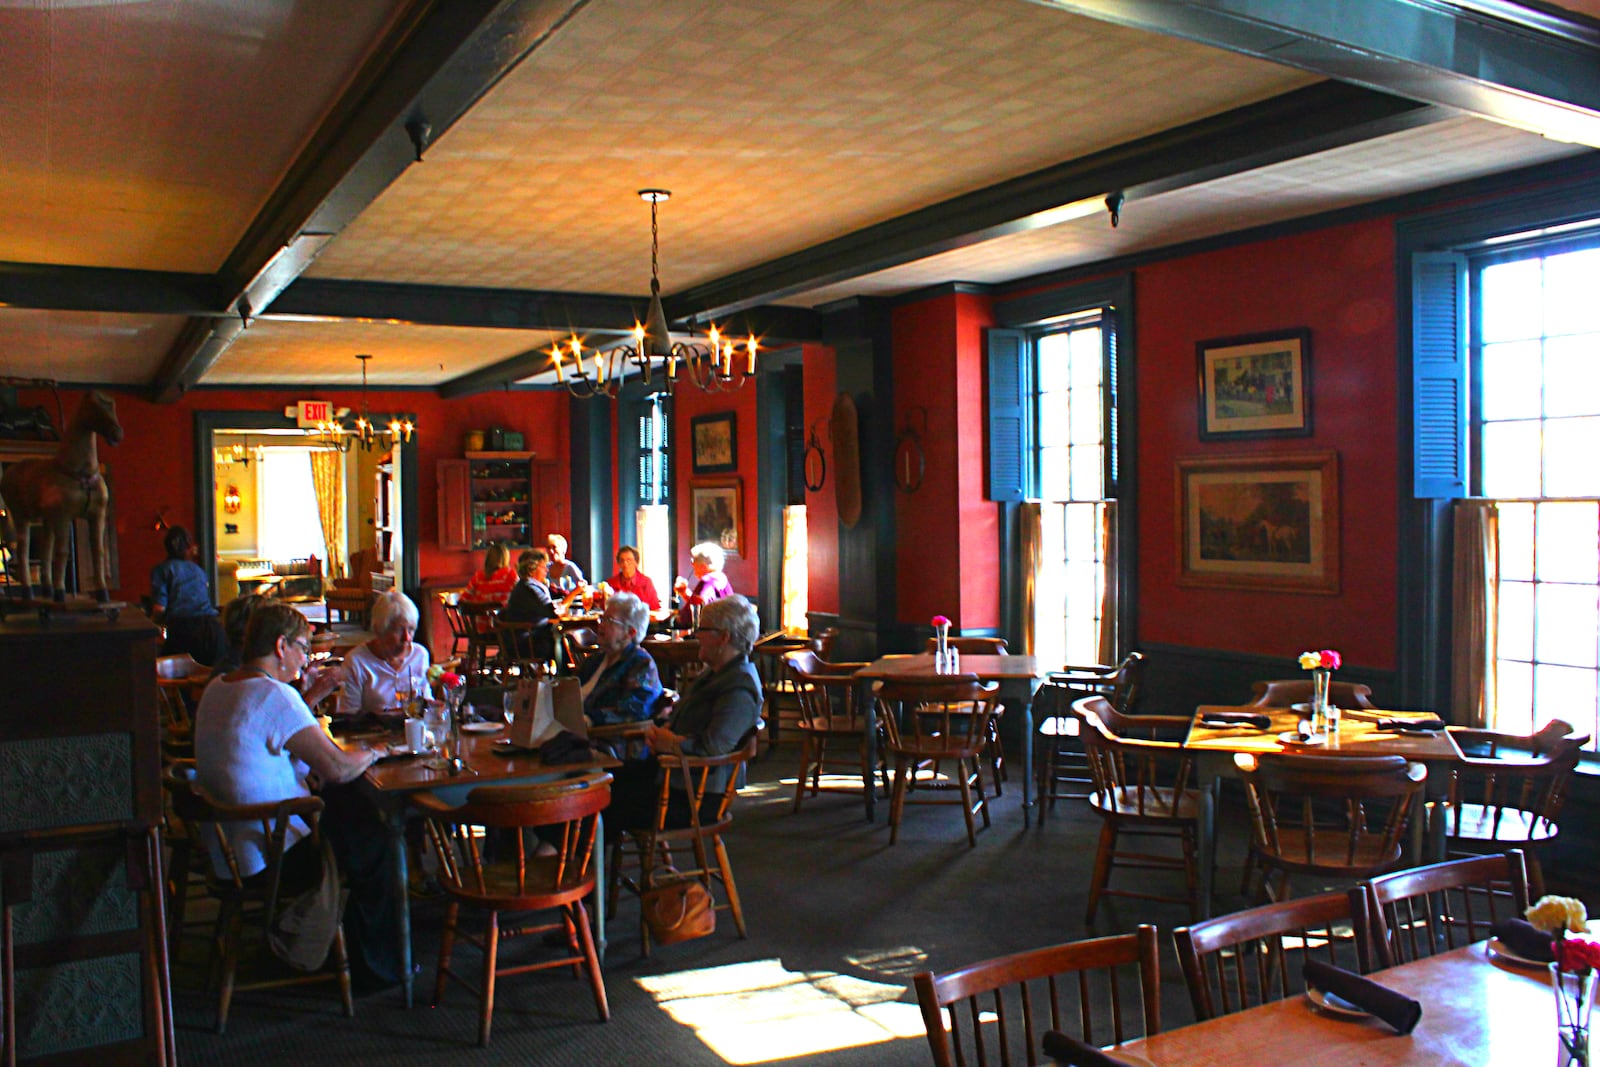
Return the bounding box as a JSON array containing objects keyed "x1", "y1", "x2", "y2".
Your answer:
[
  {"x1": 876, "y1": 677, "x2": 1001, "y2": 847},
  {"x1": 438, "y1": 594, "x2": 472, "y2": 661},
  {"x1": 608, "y1": 729, "x2": 759, "y2": 956},
  {"x1": 923, "y1": 636, "x2": 1010, "y2": 792},
  {"x1": 1173, "y1": 891, "x2": 1365, "y2": 1021},
  {"x1": 1358, "y1": 850, "x2": 1530, "y2": 970},
  {"x1": 643, "y1": 637, "x2": 706, "y2": 690},
  {"x1": 1249, "y1": 678, "x2": 1378, "y2": 710},
  {"x1": 411, "y1": 772, "x2": 612, "y2": 1045},
  {"x1": 753, "y1": 632, "x2": 812, "y2": 748},
  {"x1": 811, "y1": 626, "x2": 841, "y2": 660},
  {"x1": 163, "y1": 761, "x2": 353, "y2": 1033},
  {"x1": 324, "y1": 546, "x2": 377, "y2": 626},
  {"x1": 1075, "y1": 695, "x2": 1202, "y2": 922},
  {"x1": 458, "y1": 601, "x2": 501, "y2": 680},
  {"x1": 912, "y1": 924, "x2": 1161, "y2": 1067},
  {"x1": 1235, "y1": 753, "x2": 1427, "y2": 901},
  {"x1": 923, "y1": 636, "x2": 1009, "y2": 656},
  {"x1": 560, "y1": 622, "x2": 600, "y2": 674},
  {"x1": 1036, "y1": 651, "x2": 1146, "y2": 813},
  {"x1": 785, "y1": 649, "x2": 882, "y2": 812},
  {"x1": 1440, "y1": 723, "x2": 1585, "y2": 897}
]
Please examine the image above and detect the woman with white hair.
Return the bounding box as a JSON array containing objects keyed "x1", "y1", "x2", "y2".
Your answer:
[
  {"x1": 338, "y1": 589, "x2": 431, "y2": 717},
  {"x1": 575, "y1": 591, "x2": 662, "y2": 725},
  {"x1": 673, "y1": 540, "x2": 733, "y2": 627},
  {"x1": 607, "y1": 594, "x2": 763, "y2": 834}
]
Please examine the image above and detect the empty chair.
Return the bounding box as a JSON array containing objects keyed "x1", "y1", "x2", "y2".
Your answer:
[
  {"x1": 437, "y1": 594, "x2": 472, "y2": 660},
  {"x1": 877, "y1": 677, "x2": 1001, "y2": 847},
  {"x1": 1249, "y1": 678, "x2": 1378, "y2": 710},
  {"x1": 458, "y1": 601, "x2": 501, "y2": 679},
  {"x1": 785, "y1": 649, "x2": 882, "y2": 812},
  {"x1": 1443, "y1": 722, "x2": 1586, "y2": 897},
  {"x1": 1076, "y1": 696, "x2": 1201, "y2": 922},
  {"x1": 609, "y1": 730, "x2": 758, "y2": 956},
  {"x1": 923, "y1": 637, "x2": 1010, "y2": 791},
  {"x1": 156, "y1": 653, "x2": 211, "y2": 731},
  {"x1": 923, "y1": 635, "x2": 1009, "y2": 655},
  {"x1": 643, "y1": 637, "x2": 706, "y2": 690},
  {"x1": 912, "y1": 924, "x2": 1160, "y2": 1067},
  {"x1": 561, "y1": 622, "x2": 600, "y2": 673},
  {"x1": 1036, "y1": 651, "x2": 1146, "y2": 812},
  {"x1": 1236, "y1": 753, "x2": 1426, "y2": 900},
  {"x1": 1174, "y1": 891, "x2": 1364, "y2": 1021},
  {"x1": 1359, "y1": 850, "x2": 1530, "y2": 970},
  {"x1": 412, "y1": 772, "x2": 612, "y2": 1045}
]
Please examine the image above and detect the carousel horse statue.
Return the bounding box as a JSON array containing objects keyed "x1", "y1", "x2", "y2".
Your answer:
[{"x1": 0, "y1": 391, "x2": 123, "y2": 602}]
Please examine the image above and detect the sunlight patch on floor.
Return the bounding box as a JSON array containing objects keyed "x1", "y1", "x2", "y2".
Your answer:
[{"x1": 636, "y1": 957, "x2": 926, "y2": 1064}]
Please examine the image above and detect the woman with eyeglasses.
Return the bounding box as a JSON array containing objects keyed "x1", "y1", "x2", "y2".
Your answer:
[
  {"x1": 193, "y1": 600, "x2": 403, "y2": 989},
  {"x1": 576, "y1": 591, "x2": 662, "y2": 725},
  {"x1": 338, "y1": 590, "x2": 432, "y2": 718}
]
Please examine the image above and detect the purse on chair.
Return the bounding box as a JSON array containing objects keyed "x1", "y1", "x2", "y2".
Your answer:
[{"x1": 639, "y1": 867, "x2": 715, "y2": 945}]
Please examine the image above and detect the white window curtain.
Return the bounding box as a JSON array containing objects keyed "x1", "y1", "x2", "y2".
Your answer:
[
  {"x1": 1019, "y1": 502, "x2": 1043, "y2": 658},
  {"x1": 1451, "y1": 499, "x2": 1499, "y2": 728},
  {"x1": 780, "y1": 505, "x2": 808, "y2": 635},
  {"x1": 308, "y1": 448, "x2": 346, "y2": 578}
]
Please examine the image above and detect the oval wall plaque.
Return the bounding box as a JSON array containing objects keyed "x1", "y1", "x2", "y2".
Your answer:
[{"x1": 830, "y1": 392, "x2": 862, "y2": 528}]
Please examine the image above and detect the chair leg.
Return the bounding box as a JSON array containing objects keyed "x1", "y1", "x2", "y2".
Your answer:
[
  {"x1": 1528, "y1": 852, "x2": 1548, "y2": 899},
  {"x1": 605, "y1": 837, "x2": 624, "y2": 918},
  {"x1": 332, "y1": 924, "x2": 354, "y2": 1017},
  {"x1": 215, "y1": 900, "x2": 242, "y2": 1034},
  {"x1": 813, "y1": 736, "x2": 828, "y2": 796},
  {"x1": 434, "y1": 900, "x2": 459, "y2": 1007},
  {"x1": 1182, "y1": 827, "x2": 1201, "y2": 921},
  {"x1": 972, "y1": 758, "x2": 991, "y2": 829},
  {"x1": 570, "y1": 901, "x2": 609, "y2": 1021},
  {"x1": 888, "y1": 759, "x2": 910, "y2": 845},
  {"x1": 792, "y1": 736, "x2": 814, "y2": 813},
  {"x1": 957, "y1": 761, "x2": 978, "y2": 848},
  {"x1": 478, "y1": 910, "x2": 499, "y2": 1047},
  {"x1": 1086, "y1": 821, "x2": 1117, "y2": 923},
  {"x1": 713, "y1": 834, "x2": 747, "y2": 938}
]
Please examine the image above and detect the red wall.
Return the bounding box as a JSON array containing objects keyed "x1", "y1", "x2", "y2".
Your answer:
[
  {"x1": 1133, "y1": 215, "x2": 1399, "y2": 669},
  {"x1": 18, "y1": 386, "x2": 571, "y2": 606},
  {"x1": 801, "y1": 343, "x2": 840, "y2": 615},
  {"x1": 672, "y1": 381, "x2": 760, "y2": 598}
]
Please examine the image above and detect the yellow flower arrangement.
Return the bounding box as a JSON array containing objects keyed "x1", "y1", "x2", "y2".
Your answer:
[{"x1": 1528, "y1": 895, "x2": 1589, "y2": 934}]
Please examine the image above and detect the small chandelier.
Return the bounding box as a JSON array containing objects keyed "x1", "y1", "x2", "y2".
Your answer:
[
  {"x1": 316, "y1": 354, "x2": 416, "y2": 452},
  {"x1": 550, "y1": 190, "x2": 759, "y2": 400}
]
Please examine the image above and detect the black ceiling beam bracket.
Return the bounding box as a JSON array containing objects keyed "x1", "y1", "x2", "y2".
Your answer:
[
  {"x1": 148, "y1": 0, "x2": 592, "y2": 402},
  {"x1": 669, "y1": 82, "x2": 1440, "y2": 321}
]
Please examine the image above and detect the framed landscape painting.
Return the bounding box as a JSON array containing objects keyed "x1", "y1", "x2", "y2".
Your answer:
[
  {"x1": 1176, "y1": 451, "x2": 1339, "y2": 594},
  {"x1": 690, "y1": 411, "x2": 738, "y2": 474},
  {"x1": 1196, "y1": 329, "x2": 1311, "y2": 440},
  {"x1": 690, "y1": 477, "x2": 743, "y2": 558}
]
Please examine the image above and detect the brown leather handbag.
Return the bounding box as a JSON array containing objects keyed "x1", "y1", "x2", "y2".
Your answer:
[{"x1": 640, "y1": 868, "x2": 715, "y2": 945}]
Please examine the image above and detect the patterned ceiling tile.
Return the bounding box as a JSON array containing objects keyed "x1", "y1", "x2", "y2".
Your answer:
[
  {"x1": 779, "y1": 116, "x2": 1588, "y2": 305},
  {"x1": 0, "y1": 0, "x2": 411, "y2": 273},
  {"x1": 307, "y1": 0, "x2": 1316, "y2": 294},
  {"x1": 0, "y1": 310, "x2": 185, "y2": 385},
  {"x1": 205, "y1": 319, "x2": 565, "y2": 386}
]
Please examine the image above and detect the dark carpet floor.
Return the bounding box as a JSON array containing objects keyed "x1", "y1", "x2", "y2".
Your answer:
[{"x1": 174, "y1": 745, "x2": 1255, "y2": 1066}]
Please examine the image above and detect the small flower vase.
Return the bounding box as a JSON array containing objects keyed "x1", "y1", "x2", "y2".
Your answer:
[
  {"x1": 934, "y1": 623, "x2": 950, "y2": 663},
  {"x1": 1311, "y1": 667, "x2": 1332, "y2": 735},
  {"x1": 1554, "y1": 964, "x2": 1596, "y2": 1066}
]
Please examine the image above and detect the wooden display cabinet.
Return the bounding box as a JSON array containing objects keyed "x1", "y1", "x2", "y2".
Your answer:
[{"x1": 436, "y1": 452, "x2": 559, "y2": 554}]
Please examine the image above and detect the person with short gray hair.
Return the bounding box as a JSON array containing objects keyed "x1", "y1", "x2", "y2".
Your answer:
[
  {"x1": 575, "y1": 591, "x2": 662, "y2": 726},
  {"x1": 673, "y1": 540, "x2": 733, "y2": 626},
  {"x1": 339, "y1": 590, "x2": 429, "y2": 717},
  {"x1": 698, "y1": 593, "x2": 758, "y2": 655}
]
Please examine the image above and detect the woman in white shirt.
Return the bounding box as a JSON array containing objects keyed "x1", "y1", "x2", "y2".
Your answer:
[
  {"x1": 338, "y1": 590, "x2": 431, "y2": 718},
  {"x1": 194, "y1": 601, "x2": 402, "y2": 988}
]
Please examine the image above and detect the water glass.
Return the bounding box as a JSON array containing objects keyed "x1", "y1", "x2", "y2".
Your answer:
[
  {"x1": 423, "y1": 702, "x2": 452, "y2": 758},
  {"x1": 1323, "y1": 703, "x2": 1342, "y2": 737},
  {"x1": 501, "y1": 689, "x2": 517, "y2": 725}
]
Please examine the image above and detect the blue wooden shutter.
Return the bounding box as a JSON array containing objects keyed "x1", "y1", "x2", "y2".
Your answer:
[
  {"x1": 986, "y1": 327, "x2": 1031, "y2": 502},
  {"x1": 1412, "y1": 251, "x2": 1469, "y2": 498},
  {"x1": 1102, "y1": 312, "x2": 1119, "y2": 496}
]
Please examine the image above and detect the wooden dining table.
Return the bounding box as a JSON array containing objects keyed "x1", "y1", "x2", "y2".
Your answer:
[
  {"x1": 1184, "y1": 704, "x2": 1466, "y2": 916},
  {"x1": 1115, "y1": 941, "x2": 1561, "y2": 1065},
  {"x1": 853, "y1": 653, "x2": 1044, "y2": 823},
  {"x1": 341, "y1": 724, "x2": 620, "y2": 1008}
]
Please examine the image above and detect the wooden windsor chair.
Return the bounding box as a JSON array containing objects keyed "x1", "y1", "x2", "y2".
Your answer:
[
  {"x1": 1358, "y1": 850, "x2": 1531, "y2": 970},
  {"x1": 876, "y1": 677, "x2": 1001, "y2": 847},
  {"x1": 784, "y1": 649, "x2": 881, "y2": 812}
]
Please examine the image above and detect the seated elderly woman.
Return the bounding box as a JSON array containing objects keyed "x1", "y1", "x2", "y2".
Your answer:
[
  {"x1": 338, "y1": 590, "x2": 431, "y2": 718},
  {"x1": 576, "y1": 591, "x2": 662, "y2": 725},
  {"x1": 192, "y1": 600, "x2": 402, "y2": 988},
  {"x1": 503, "y1": 548, "x2": 583, "y2": 664},
  {"x1": 672, "y1": 541, "x2": 734, "y2": 627},
  {"x1": 605, "y1": 594, "x2": 763, "y2": 835}
]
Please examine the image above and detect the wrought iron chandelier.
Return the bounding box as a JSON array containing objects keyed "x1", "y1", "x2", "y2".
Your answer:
[
  {"x1": 315, "y1": 354, "x2": 416, "y2": 452},
  {"x1": 551, "y1": 190, "x2": 759, "y2": 400}
]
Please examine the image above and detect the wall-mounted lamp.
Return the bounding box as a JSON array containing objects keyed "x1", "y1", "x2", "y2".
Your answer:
[{"x1": 223, "y1": 484, "x2": 242, "y2": 515}]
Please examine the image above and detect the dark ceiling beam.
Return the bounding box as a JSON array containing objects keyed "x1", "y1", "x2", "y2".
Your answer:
[
  {"x1": 266, "y1": 278, "x2": 646, "y2": 333},
  {"x1": 0, "y1": 262, "x2": 216, "y2": 316},
  {"x1": 1029, "y1": 0, "x2": 1600, "y2": 146},
  {"x1": 149, "y1": 0, "x2": 591, "y2": 403},
  {"x1": 668, "y1": 82, "x2": 1441, "y2": 321},
  {"x1": 436, "y1": 344, "x2": 561, "y2": 399}
]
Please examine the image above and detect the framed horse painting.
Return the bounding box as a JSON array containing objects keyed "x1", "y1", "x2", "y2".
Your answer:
[
  {"x1": 1175, "y1": 451, "x2": 1339, "y2": 594},
  {"x1": 1196, "y1": 329, "x2": 1311, "y2": 440}
]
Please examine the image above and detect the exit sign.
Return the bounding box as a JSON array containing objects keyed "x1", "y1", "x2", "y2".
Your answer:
[{"x1": 296, "y1": 400, "x2": 332, "y2": 427}]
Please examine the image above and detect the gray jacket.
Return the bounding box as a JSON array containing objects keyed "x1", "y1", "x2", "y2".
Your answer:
[{"x1": 667, "y1": 654, "x2": 762, "y2": 794}]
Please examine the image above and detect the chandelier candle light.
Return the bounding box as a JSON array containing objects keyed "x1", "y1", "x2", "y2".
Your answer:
[
  {"x1": 1527, "y1": 895, "x2": 1598, "y2": 1065},
  {"x1": 1298, "y1": 648, "x2": 1342, "y2": 737},
  {"x1": 314, "y1": 354, "x2": 415, "y2": 453},
  {"x1": 549, "y1": 190, "x2": 760, "y2": 399}
]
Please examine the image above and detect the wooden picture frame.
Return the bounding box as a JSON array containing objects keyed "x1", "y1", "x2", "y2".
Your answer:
[
  {"x1": 1176, "y1": 451, "x2": 1339, "y2": 594},
  {"x1": 690, "y1": 477, "x2": 743, "y2": 558},
  {"x1": 1196, "y1": 329, "x2": 1311, "y2": 440},
  {"x1": 690, "y1": 411, "x2": 738, "y2": 474}
]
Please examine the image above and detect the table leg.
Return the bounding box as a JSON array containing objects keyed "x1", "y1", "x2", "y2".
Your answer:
[
  {"x1": 1197, "y1": 776, "x2": 1219, "y2": 919},
  {"x1": 1019, "y1": 695, "x2": 1035, "y2": 826},
  {"x1": 384, "y1": 801, "x2": 414, "y2": 1008},
  {"x1": 858, "y1": 678, "x2": 878, "y2": 822},
  {"x1": 592, "y1": 811, "x2": 607, "y2": 963}
]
